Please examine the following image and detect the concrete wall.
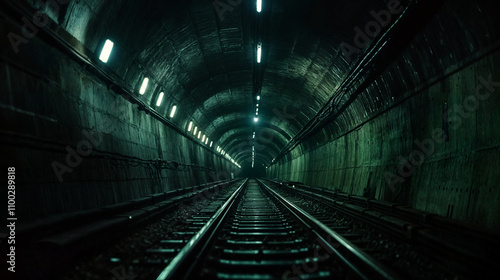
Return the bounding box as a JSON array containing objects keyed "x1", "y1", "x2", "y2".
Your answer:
[
  {"x1": 0, "y1": 18, "x2": 235, "y2": 222},
  {"x1": 267, "y1": 49, "x2": 500, "y2": 229}
]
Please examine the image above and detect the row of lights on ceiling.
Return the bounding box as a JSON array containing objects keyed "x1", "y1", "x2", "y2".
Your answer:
[
  {"x1": 252, "y1": 95, "x2": 260, "y2": 169},
  {"x1": 98, "y1": 39, "x2": 240, "y2": 168},
  {"x1": 255, "y1": 0, "x2": 263, "y2": 124},
  {"x1": 252, "y1": 0, "x2": 263, "y2": 168}
]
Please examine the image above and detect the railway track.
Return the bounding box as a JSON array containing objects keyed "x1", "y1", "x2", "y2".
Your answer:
[
  {"x1": 262, "y1": 179, "x2": 500, "y2": 280},
  {"x1": 19, "y1": 179, "x2": 241, "y2": 280},
  {"x1": 157, "y1": 179, "x2": 400, "y2": 280},
  {"x1": 54, "y1": 177, "x2": 495, "y2": 280}
]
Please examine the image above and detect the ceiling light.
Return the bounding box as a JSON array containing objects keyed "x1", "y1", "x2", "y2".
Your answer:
[
  {"x1": 210, "y1": 141, "x2": 213, "y2": 147},
  {"x1": 188, "y1": 121, "x2": 193, "y2": 132},
  {"x1": 99, "y1": 39, "x2": 114, "y2": 63},
  {"x1": 193, "y1": 126, "x2": 198, "y2": 135},
  {"x1": 257, "y1": 95, "x2": 261, "y2": 101},
  {"x1": 257, "y1": 43, "x2": 262, "y2": 63},
  {"x1": 202, "y1": 135, "x2": 206, "y2": 142},
  {"x1": 205, "y1": 138, "x2": 209, "y2": 145},
  {"x1": 198, "y1": 131, "x2": 201, "y2": 139},
  {"x1": 254, "y1": 117, "x2": 259, "y2": 122},
  {"x1": 257, "y1": 0, "x2": 262, "y2": 13}
]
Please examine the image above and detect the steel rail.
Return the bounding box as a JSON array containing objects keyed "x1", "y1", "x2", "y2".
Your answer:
[
  {"x1": 258, "y1": 179, "x2": 401, "y2": 280},
  {"x1": 156, "y1": 179, "x2": 248, "y2": 280}
]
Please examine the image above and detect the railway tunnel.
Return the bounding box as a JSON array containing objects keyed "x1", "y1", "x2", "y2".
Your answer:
[{"x1": 1, "y1": 0, "x2": 500, "y2": 279}]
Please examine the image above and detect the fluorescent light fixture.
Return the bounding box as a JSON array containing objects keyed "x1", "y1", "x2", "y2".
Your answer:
[
  {"x1": 257, "y1": 43, "x2": 262, "y2": 63},
  {"x1": 254, "y1": 117, "x2": 259, "y2": 122},
  {"x1": 202, "y1": 135, "x2": 206, "y2": 142},
  {"x1": 139, "y1": 78, "x2": 149, "y2": 95},
  {"x1": 210, "y1": 141, "x2": 213, "y2": 147},
  {"x1": 188, "y1": 121, "x2": 193, "y2": 132},
  {"x1": 156, "y1": 92, "x2": 164, "y2": 106},
  {"x1": 256, "y1": 108, "x2": 259, "y2": 113},
  {"x1": 170, "y1": 105, "x2": 177, "y2": 118},
  {"x1": 99, "y1": 39, "x2": 114, "y2": 63},
  {"x1": 257, "y1": 0, "x2": 262, "y2": 13},
  {"x1": 193, "y1": 126, "x2": 198, "y2": 135},
  {"x1": 257, "y1": 95, "x2": 261, "y2": 100},
  {"x1": 205, "y1": 138, "x2": 209, "y2": 145},
  {"x1": 256, "y1": 104, "x2": 259, "y2": 107},
  {"x1": 198, "y1": 131, "x2": 201, "y2": 139}
]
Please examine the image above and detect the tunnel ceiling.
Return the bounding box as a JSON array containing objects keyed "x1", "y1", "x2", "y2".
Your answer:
[{"x1": 35, "y1": 0, "x2": 500, "y2": 167}]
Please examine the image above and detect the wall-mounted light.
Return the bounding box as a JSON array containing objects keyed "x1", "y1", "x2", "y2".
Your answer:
[
  {"x1": 170, "y1": 105, "x2": 177, "y2": 118},
  {"x1": 99, "y1": 39, "x2": 114, "y2": 63},
  {"x1": 139, "y1": 78, "x2": 149, "y2": 95},
  {"x1": 156, "y1": 92, "x2": 164, "y2": 107}
]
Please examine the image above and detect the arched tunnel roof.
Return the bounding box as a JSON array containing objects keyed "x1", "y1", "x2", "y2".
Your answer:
[{"x1": 47, "y1": 0, "x2": 500, "y2": 169}]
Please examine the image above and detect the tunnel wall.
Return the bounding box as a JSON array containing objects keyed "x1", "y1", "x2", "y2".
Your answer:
[
  {"x1": 268, "y1": 49, "x2": 500, "y2": 229},
  {"x1": 267, "y1": 0, "x2": 500, "y2": 230},
  {"x1": 0, "y1": 18, "x2": 236, "y2": 223}
]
